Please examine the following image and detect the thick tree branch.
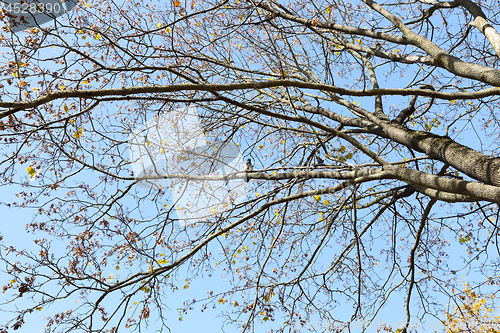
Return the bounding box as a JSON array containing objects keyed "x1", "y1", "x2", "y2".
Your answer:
[
  {"x1": 456, "y1": 0, "x2": 500, "y2": 59},
  {"x1": 2, "y1": 82, "x2": 500, "y2": 118},
  {"x1": 257, "y1": 2, "x2": 410, "y2": 45},
  {"x1": 363, "y1": 0, "x2": 500, "y2": 86}
]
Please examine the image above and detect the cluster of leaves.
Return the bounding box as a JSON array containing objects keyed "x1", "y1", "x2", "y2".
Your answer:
[{"x1": 444, "y1": 284, "x2": 500, "y2": 333}]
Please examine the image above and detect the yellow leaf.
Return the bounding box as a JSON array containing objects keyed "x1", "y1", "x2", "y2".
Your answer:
[
  {"x1": 73, "y1": 127, "x2": 84, "y2": 139},
  {"x1": 27, "y1": 167, "x2": 36, "y2": 178},
  {"x1": 36, "y1": 307, "x2": 43, "y2": 311},
  {"x1": 85, "y1": 2, "x2": 90, "y2": 6},
  {"x1": 32, "y1": 87, "x2": 39, "y2": 92},
  {"x1": 157, "y1": 23, "x2": 162, "y2": 28},
  {"x1": 82, "y1": 80, "x2": 89, "y2": 84},
  {"x1": 165, "y1": 27, "x2": 171, "y2": 33},
  {"x1": 323, "y1": 200, "x2": 329, "y2": 205},
  {"x1": 95, "y1": 33, "x2": 101, "y2": 40},
  {"x1": 314, "y1": 195, "x2": 321, "y2": 202},
  {"x1": 10, "y1": 279, "x2": 15, "y2": 283}
]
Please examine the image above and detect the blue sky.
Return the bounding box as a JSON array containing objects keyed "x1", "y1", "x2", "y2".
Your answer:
[{"x1": 1, "y1": 0, "x2": 500, "y2": 332}]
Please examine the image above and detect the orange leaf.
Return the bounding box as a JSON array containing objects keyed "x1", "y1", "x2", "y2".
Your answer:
[{"x1": 173, "y1": 0, "x2": 180, "y2": 6}]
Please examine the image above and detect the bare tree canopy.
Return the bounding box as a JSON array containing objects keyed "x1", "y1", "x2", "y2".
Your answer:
[{"x1": 1, "y1": 0, "x2": 500, "y2": 331}]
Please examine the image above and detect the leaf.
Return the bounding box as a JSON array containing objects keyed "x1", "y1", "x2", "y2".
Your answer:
[
  {"x1": 173, "y1": 0, "x2": 180, "y2": 6},
  {"x1": 73, "y1": 127, "x2": 84, "y2": 139},
  {"x1": 26, "y1": 167, "x2": 36, "y2": 179}
]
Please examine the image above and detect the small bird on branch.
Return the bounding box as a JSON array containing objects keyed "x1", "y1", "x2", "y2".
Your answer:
[{"x1": 244, "y1": 158, "x2": 253, "y2": 183}]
